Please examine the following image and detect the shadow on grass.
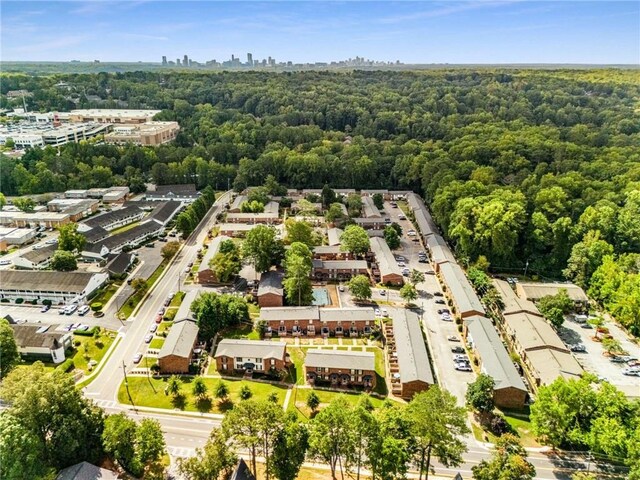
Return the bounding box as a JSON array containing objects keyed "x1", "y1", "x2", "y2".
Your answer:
[
  {"x1": 171, "y1": 393, "x2": 187, "y2": 410},
  {"x1": 195, "y1": 396, "x2": 213, "y2": 413},
  {"x1": 217, "y1": 398, "x2": 234, "y2": 412}
]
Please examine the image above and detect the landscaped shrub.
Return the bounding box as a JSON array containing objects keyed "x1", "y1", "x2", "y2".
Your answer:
[
  {"x1": 15, "y1": 298, "x2": 24, "y2": 304},
  {"x1": 1, "y1": 298, "x2": 9, "y2": 303},
  {"x1": 73, "y1": 339, "x2": 82, "y2": 347},
  {"x1": 74, "y1": 326, "x2": 100, "y2": 337},
  {"x1": 42, "y1": 299, "x2": 52, "y2": 306},
  {"x1": 90, "y1": 302, "x2": 103, "y2": 312},
  {"x1": 29, "y1": 299, "x2": 38, "y2": 305},
  {"x1": 56, "y1": 359, "x2": 75, "y2": 372}
]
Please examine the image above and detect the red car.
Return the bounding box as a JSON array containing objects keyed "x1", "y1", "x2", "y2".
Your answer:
[{"x1": 155, "y1": 314, "x2": 163, "y2": 323}]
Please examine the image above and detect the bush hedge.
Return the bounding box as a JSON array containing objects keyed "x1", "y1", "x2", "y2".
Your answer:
[
  {"x1": 15, "y1": 298, "x2": 24, "y2": 304},
  {"x1": 42, "y1": 299, "x2": 52, "y2": 306},
  {"x1": 74, "y1": 327, "x2": 100, "y2": 337},
  {"x1": 90, "y1": 302, "x2": 103, "y2": 312},
  {"x1": 57, "y1": 359, "x2": 75, "y2": 372}
]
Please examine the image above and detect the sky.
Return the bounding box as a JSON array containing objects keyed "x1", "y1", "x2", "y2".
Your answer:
[{"x1": 1, "y1": 1, "x2": 639, "y2": 64}]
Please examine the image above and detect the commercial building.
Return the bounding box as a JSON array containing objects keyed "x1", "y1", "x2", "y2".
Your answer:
[
  {"x1": 10, "y1": 323, "x2": 72, "y2": 364},
  {"x1": 260, "y1": 306, "x2": 376, "y2": 337},
  {"x1": 40, "y1": 123, "x2": 109, "y2": 147},
  {"x1": 305, "y1": 349, "x2": 376, "y2": 389},
  {"x1": 0, "y1": 271, "x2": 108, "y2": 305},
  {"x1": 197, "y1": 235, "x2": 230, "y2": 285},
  {"x1": 60, "y1": 109, "x2": 161, "y2": 124},
  {"x1": 0, "y1": 211, "x2": 71, "y2": 228},
  {"x1": 311, "y1": 259, "x2": 369, "y2": 281},
  {"x1": 465, "y1": 315, "x2": 528, "y2": 409},
  {"x1": 47, "y1": 198, "x2": 99, "y2": 221},
  {"x1": 388, "y1": 310, "x2": 434, "y2": 399},
  {"x1": 158, "y1": 318, "x2": 199, "y2": 374},
  {"x1": 436, "y1": 262, "x2": 486, "y2": 319},
  {"x1": 215, "y1": 339, "x2": 288, "y2": 374},
  {"x1": 104, "y1": 121, "x2": 180, "y2": 146},
  {"x1": 370, "y1": 237, "x2": 403, "y2": 285},
  {"x1": 12, "y1": 244, "x2": 57, "y2": 270},
  {"x1": 102, "y1": 186, "x2": 130, "y2": 203},
  {"x1": 257, "y1": 270, "x2": 284, "y2": 307},
  {"x1": 0, "y1": 227, "x2": 37, "y2": 247}
]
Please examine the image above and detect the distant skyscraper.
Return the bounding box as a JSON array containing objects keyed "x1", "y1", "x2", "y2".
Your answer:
[
  {"x1": 162, "y1": 56, "x2": 167, "y2": 66},
  {"x1": 231, "y1": 54, "x2": 235, "y2": 61},
  {"x1": 176, "y1": 58, "x2": 181, "y2": 65},
  {"x1": 247, "y1": 53, "x2": 253, "y2": 66},
  {"x1": 183, "y1": 54, "x2": 189, "y2": 67}
]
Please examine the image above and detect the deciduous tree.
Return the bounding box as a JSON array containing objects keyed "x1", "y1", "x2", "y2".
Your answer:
[
  {"x1": 0, "y1": 318, "x2": 20, "y2": 378},
  {"x1": 348, "y1": 275, "x2": 372, "y2": 302},
  {"x1": 340, "y1": 225, "x2": 370, "y2": 257},
  {"x1": 243, "y1": 225, "x2": 285, "y2": 273},
  {"x1": 50, "y1": 250, "x2": 77, "y2": 271}
]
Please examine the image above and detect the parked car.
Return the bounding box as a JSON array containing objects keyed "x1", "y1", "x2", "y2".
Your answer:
[
  {"x1": 435, "y1": 299, "x2": 446, "y2": 304},
  {"x1": 398, "y1": 262, "x2": 406, "y2": 268},
  {"x1": 133, "y1": 353, "x2": 143, "y2": 364},
  {"x1": 158, "y1": 307, "x2": 166, "y2": 316},
  {"x1": 65, "y1": 304, "x2": 78, "y2": 315},
  {"x1": 155, "y1": 314, "x2": 163, "y2": 324},
  {"x1": 78, "y1": 305, "x2": 90, "y2": 316},
  {"x1": 441, "y1": 316, "x2": 453, "y2": 322},
  {"x1": 433, "y1": 292, "x2": 444, "y2": 297},
  {"x1": 570, "y1": 344, "x2": 587, "y2": 353},
  {"x1": 144, "y1": 334, "x2": 153, "y2": 344},
  {"x1": 402, "y1": 268, "x2": 410, "y2": 276},
  {"x1": 338, "y1": 285, "x2": 345, "y2": 292},
  {"x1": 396, "y1": 255, "x2": 406, "y2": 262},
  {"x1": 447, "y1": 335, "x2": 460, "y2": 342},
  {"x1": 619, "y1": 356, "x2": 638, "y2": 363},
  {"x1": 418, "y1": 258, "x2": 428, "y2": 263},
  {"x1": 149, "y1": 324, "x2": 158, "y2": 333},
  {"x1": 580, "y1": 323, "x2": 593, "y2": 329},
  {"x1": 379, "y1": 290, "x2": 386, "y2": 296},
  {"x1": 611, "y1": 356, "x2": 627, "y2": 363},
  {"x1": 382, "y1": 308, "x2": 389, "y2": 317},
  {"x1": 451, "y1": 346, "x2": 465, "y2": 354},
  {"x1": 391, "y1": 202, "x2": 398, "y2": 208},
  {"x1": 374, "y1": 308, "x2": 381, "y2": 316},
  {"x1": 407, "y1": 230, "x2": 416, "y2": 236},
  {"x1": 398, "y1": 214, "x2": 406, "y2": 220},
  {"x1": 40, "y1": 304, "x2": 50, "y2": 313},
  {"x1": 622, "y1": 367, "x2": 640, "y2": 376},
  {"x1": 455, "y1": 363, "x2": 472, "y2": 372},
  {"x1": 0, "y1": 259, "x2": 11, "y2": 266},
  {"x1": 58, "y1": 308, "x2": 66, "y2": 315},
  {"x1": 453, "y1": 354, "x2": 469, "y2": 362}
]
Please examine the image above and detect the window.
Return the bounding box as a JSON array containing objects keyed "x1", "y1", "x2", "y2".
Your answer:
[
  {"x1": 236, "y1": 357, "x2": 243, "y2": 362},
  {"x1": 270, "y1": 359, "x2": 275, "y2": 365}
]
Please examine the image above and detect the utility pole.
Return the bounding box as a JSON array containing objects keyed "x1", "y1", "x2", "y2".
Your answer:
[{"x1": 523, "y1": 259, "x2": 530, "y2": 278}]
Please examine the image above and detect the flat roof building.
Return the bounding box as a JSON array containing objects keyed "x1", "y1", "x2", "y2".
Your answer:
[
  {"x1": 60, "y1": 109, "x2": 161, "y2": 124},
  {"x1": 104, "y1": 121, "x2": 180, "y2": 146}
]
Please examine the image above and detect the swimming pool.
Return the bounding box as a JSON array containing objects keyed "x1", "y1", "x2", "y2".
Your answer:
[{"x1": 312, "y1": 287, "x2": 331, "y2": 306}]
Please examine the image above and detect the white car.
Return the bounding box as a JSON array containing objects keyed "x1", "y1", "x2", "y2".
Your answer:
[
  {"x1": 65, "y1": 304, "x2": 78, "y2": 315},
  {"x1": 455, "y1": 363, "x2": 472, "y2": 372},
  {"x1": 78, "y1": 305, "x2": 90, "y2": 316},
  {"x1": 374, "y1": 308, "x2": 381, "y2": 316},
  {"x1": 0, "y1": 259, "x2": 11, "y2": 266},
  {"x1": 149, "y1": 324, "x2": 158, "y2": 333},
  {"x1": 407, "y1": 230, "x2": 416, "y2": 236},
  {"x1": 622, "y1": 367, "x2": 640, "y2": 376},
  {"x1": 396, "y1": 256, "x2": 406, "y2": 262},
  {"x1": 398, "y1": 262, "x2": 406, "y2": 268},
  {"x1": 133, "y1": 353, "x2": 143, "y2": 364},
  {"x1": 144, "y1": 334, "x2": 153, "y2": 343},
  {"x1": 382, "y1": 308, "x2": 389, "y2": 317}
]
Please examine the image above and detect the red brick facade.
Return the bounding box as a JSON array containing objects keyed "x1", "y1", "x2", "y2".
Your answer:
[
  {"x1": 216, "y1": 354, "x2": 287, "y2": 374},
  {"x1": 266, "y1": 318, "x2": 375, "y2": 337},
  {"x1": 159, "y1": 354, "x2": 191, "y2": 374},
  {"x1": 305, "y1": 365, "x2": 376, "y2": 389},
  {"x1": 258, "y1": 292, "x2": 283, "y2": 307}
]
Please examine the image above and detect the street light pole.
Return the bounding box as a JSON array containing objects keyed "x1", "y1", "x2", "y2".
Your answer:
[{"x1": 524, "y1": 259, "x2": 530, "y2": 278}]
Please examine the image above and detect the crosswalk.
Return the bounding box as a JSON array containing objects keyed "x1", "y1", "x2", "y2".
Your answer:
[
  {"x1": 167, "y1": 446, "x2": 196, "y2": 458},
  {"x1": 93, "y1": 399, "x2": 118, "y2": 409}
]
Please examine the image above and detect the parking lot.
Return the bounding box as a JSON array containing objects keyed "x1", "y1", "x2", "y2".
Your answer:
[
  {"x1": 0, "y1": 303, "x2": 123, "y2": 331},
  {"x1": 558, "y1": 316, "x2": 640, "y2": 390},
  {"x1": 0, "y1": 229, "x2": 60, "y2": 270}
]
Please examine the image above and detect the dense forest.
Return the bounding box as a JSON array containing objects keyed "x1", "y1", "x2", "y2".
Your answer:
[{"x1": 2, "y1": 69, "x2": 639, "y2": 331}]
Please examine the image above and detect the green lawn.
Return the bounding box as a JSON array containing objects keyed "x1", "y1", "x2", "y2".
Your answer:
[
  {"x1": 248, "y1": 303, "x2": 260, "y2": 319},
  {"x1": 90, "y1": 282, "x2": 121, "y2": 306},
  {"x1": 149, "y1": 338, "x2": 165, "y2": 350},
  {"x1": 336, "y1": 346, "x2": 349, "y2": 351},
  {"x1": 289, "y1": 387, "x2": 387, "y2": 420},
  {"x1": 118, "y1": 377, "x2": 289, "y2": 413},
  {"x1": 222, "y1": 322, "x2": 260, "y2": 340},
  {"x1": 157, "y1": 321, "x2": 173, "y2": 335},
  {"x1": 109, "y1": 221, "x2": 140, "y2": 236},
  {"x1": 70, "y1": 331, "x2": 115, "y2": 373},
  {"x1": 286, "y1": 347, "x2": 306, "y2": 385},
  {"x1": 119, "y1": 260, "x2": 170, "y2": 318},
  {"x1": 169, "y1": 291, "x2": 185, "y2": 308},
  {"x1": 504, "y1": 413, "x2": 540, "y2": 447}
]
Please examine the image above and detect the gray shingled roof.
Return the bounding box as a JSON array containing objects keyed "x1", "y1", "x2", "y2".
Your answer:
[
  {"x1": 465, "y1": 315, "x2": 527, "y2": 392},
  {"x1": 11, "y1": 324, "x2": 69, "y2": 350},
  {"x1": 149, "y1": 200, "x2": 182, "y2": 224},
  {"x1": 230, "y1": 459, "x2": 256, "y2": 480},
  {"x1": 426, "y1": 234, "x2": 456, "y2": 265},
  {"x1": 327, "y1": 228, "x2": 343, "y2": 246},
  {"x1": 91, "y1": 221, "x2": 163, "y2": 252},
  {"x1": 438, "y1": 262, "x2": 486, "y2": 316},
  {"x1": 0, "y1": 271, "x2": 99, "y2": 293},
  {"x1": 392, "y1": 310, "x2": 434, "y2": 385},
  {"x1": 156, "y1": 184, "x2": 196, "y2": 194},
  {"x1": 20, "y1": 244, "x2": 57, "y2": 264},
  {"x1": 198, "y1": 235, "x2": 230, "y2": 273},
  {"x1": 370, "y1": 237, "x2": 402, "y2": 278},
  {"x1": 362, "y1": 196, "x2": 382, "y2": 218},
  {"x1": 260, "y1": 306, "x2": 320, "y2": 322},
  {"x1": 493, "y1": 279, "x2": 541, "y2": 316},
  {"x1": 83, "y1": 205, "x2": 142, "y2": 229},
  {"x1": 214, "y1": 339, "x2": 286, "y2": 359},
  {"x1": 305, "y1": 349, "x2": 375, "y2": 371},
  {"x1": 258, "y1": 271, "x2": 284, "y2": 296},
  {"x1": 406, "y1": 192, "x2": 438, "y2": 237},
  {"x1": 175, "y1": 290, "x2": 200, "y2": 321},
  {"x1": 81, "y1": 226, "x2": 109, "y2": 244},
  {"x1": 314, "y1": 260, "x2": 368, "y2": 270},
  {"x1": 56, "y1": 461, "x2": 119, "y2": 480},
  {"x1": 158, "y1": 318, "x2": 199, "y2": 359},
  {"x1": 319, "y1": 307, "x2": 375, "y2": 322}
]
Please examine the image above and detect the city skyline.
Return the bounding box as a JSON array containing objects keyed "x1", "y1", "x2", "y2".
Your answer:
[{"x1": 1, "y1": 1, "x2": 639, "y2": 65}]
